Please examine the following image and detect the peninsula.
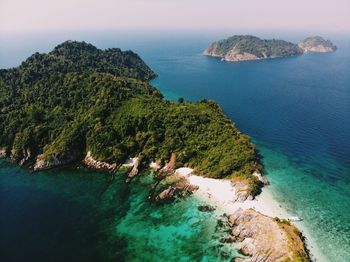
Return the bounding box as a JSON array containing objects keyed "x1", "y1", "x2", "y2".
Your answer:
[
  {"x1": 204, "y1": 35, "x2": 336, "y2": 62},
  {"x1": 0, "y1": 41, "x2": 310, "y2": 261}
]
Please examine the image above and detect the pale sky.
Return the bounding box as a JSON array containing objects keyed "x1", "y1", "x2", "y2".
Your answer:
[{"x1": 0, "y1": 0, "x2": 349, "y2": 33}]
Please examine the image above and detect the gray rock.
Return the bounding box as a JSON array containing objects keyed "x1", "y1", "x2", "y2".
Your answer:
[{"x1": 229, "y1": 209, "x2": 310, "y2": 262}]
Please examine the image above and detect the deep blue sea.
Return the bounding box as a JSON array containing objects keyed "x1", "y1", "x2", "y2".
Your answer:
[{"x1": 1, "y1": 30, "x2": 349, "y2": 261}]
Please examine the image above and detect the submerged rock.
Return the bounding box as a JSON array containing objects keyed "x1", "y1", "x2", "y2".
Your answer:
[
  {"x1": 154, "y1": 174, "x2": 199, "y2": 202},
  {"x1": 198, "y1": 205, "x2": 215, "y2": 212}
]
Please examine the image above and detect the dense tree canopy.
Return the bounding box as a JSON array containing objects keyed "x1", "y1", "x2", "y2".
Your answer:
[
  {"x1": 0, "y1": 41, "x2": 261, "y2": 193},
  {"x1": 205, "y1": 35, "x2": 303, "y2": 58}
]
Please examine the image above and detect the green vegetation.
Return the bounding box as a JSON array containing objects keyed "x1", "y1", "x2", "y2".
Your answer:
[
  {"x1": 205, "y1": 35, "x2": 303, "y2": 58},
  {"x1": 276, "y1": 219, "x2": 311, "y2": 262},
  {"x1": 0, "y1": 41, "x2": 261, "y2": 188},
  {"x1": 298, "y1": 36, "x2": 337, "y2": 51}
]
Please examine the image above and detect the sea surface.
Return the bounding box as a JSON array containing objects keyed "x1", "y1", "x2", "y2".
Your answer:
[{"x1": 1, "y1": 30, "x2": 349, "y2": 261}]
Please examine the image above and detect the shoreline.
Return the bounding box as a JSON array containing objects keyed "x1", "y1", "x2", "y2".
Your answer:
[
  {"x1": 175, "y1": 167, "x2": 324, "y2": 262},
  {"x1": 1, "y1": 154, "x2": 322, "y2": 260},
  {"x1": 175, "y1": 167, "x2": 290, "y2": 218}
]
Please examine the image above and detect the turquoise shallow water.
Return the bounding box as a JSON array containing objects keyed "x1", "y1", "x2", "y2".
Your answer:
[
  {"x1": 145, "y1": 34, "x2": 350, "y2": 261},
  {"x1": 0, "y1": 161, "x2": 240, "y2": 262},
  {"x1": 1, "y1": 31, "x2": 350, "y2": 261},
  {"x1": 254, "y1": 142, "x2": 350, "y2": 261}
]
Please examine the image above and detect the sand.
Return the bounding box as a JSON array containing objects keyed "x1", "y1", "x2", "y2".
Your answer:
[
  {"x1": 176, "y1": 167, "x2": 291, "y2": 218},
  {"x1": 175, "y1": 167, "x2": 323, "y2": 261}
]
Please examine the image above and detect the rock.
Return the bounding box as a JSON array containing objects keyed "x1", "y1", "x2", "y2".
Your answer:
[
  {"x1": 198, "y1": 205, "x2": 215, "y2": 212},
  {"x1": 149, "y1": 160, "x2": 161, "y2": 171},
  {"x1": 83, "y1": 151, "x2": 118, "y2": 171},
  {"x1": 9, "y1": 148, "x2": 32, "y2": 165},
  {"x1": 0, "y1": 148, "x2": 7, "y2": 158},
  {"x1": 229, "y1": 209, "x2": 310, "y2": 262},
  {"x1": 126, "y1": 158, "x2": 140, "y2": 183},
  {"x1": 231, "y1": 171, "x2": 266, "y2": 201},
  {"x1": 298, "y1": 36, "x2": 337, "y2": 53},
  {"x1": 122, "y1": 157, "x2": 138, "y2": 167},
  {"x1": 232, "y1": 181, "x2": 251, "y2": 202},
  {"x1": 252, "y1": 171, "x2": 269, "y2": 185},
  {"x1": 220, "y1": 237, "x2": 235, "y2": 243},
  {"x1": 224, "y1": 51, "x2": 259, "y2": 62},
  {"x1": 19, "y1": 148, "x2": 32, "y2": 166},
  {"x1": 159, "y1": 152, "x2": 176, "y2": 175},
  {"x1": 155, "y1": 175, "x2": 199, "y2": 202},
  {"x1": 34, "y1": 153, "x2": 79, "y2": 171},
  {"x1": 156, "y1": 186, "x2": 177, "y2": 201},
  {"x1": 34, "y1": 156, "x2": 63, "y2": 171}
]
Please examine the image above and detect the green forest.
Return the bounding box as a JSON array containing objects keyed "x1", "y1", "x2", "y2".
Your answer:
[
  {"x1": 0, "y1": 41, "x2": 261, "y2": 194},
  {"x1": 206, "y1": 35, "x2": 303, "y2": 58}
]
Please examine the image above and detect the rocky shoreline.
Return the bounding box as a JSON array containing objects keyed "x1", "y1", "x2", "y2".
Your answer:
[
  {"x1": 33, "y1": 154, "x2": 80, "y2": 171},
  {"x1": 175, "y1": 168, "x2": 311, "y2": 261},
  {"x1": 83, "y1": 151, "x2": 119, "y2": 171},
  {"x1": 204, "y1": 49, "x2": 262, "y2": 62},
  {"x1": 0, "y1": 150, "x2": 311, "y2": 261}
]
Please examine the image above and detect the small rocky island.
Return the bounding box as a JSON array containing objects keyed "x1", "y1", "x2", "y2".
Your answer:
[
  {"x1": 298, "y1": 36, "x2": 337, "y2": 52},
  {"x1": 204, "y1": 35, "x2": 336, "y2": 62},
  {"x1": 0, "y1": 41, "x2": 310, "y2": 261}
]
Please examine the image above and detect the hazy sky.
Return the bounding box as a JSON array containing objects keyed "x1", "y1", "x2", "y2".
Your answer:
[{"x1": 1, "y1": 0, "x2": 349, "y2": 33}]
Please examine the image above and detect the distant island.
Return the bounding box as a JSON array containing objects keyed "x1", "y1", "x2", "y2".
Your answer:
[
  {"x1": 204, "y1": 35, "x2": 336, "y2": 62},
  {"x1": 0, "y1": 41, "x2": 310, "y2": 261},
  {"x1": 298, "y1": 36, "x2": 337, "y2": 52}
]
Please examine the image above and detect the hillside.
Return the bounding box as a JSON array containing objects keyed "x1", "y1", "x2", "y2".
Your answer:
[
  {"x1": 298, "y1": 36, "x2": 337, "y2": 52},
  {"x1": 0, "y1": 41, "x2": 262, "y2": 195},
  {"x1": 204, "y1": 35, "x2": 303, "y2": 62}
]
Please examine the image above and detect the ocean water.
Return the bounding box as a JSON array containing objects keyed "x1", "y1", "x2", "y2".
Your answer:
[
  {"x1": 1, "y1": 30, "x2": 349, "y2": 261},
  {"x1": 0, "y1": 161, "x2": 239, "y2": 262}
]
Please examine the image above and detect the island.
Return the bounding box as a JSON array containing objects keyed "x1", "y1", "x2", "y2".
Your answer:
[
  {"x1": 298, "y1": 36, "x2": 337, "y2": 53},
  {"x1": 0, "y1": 41, "x2": 310, "y2": 261},
  {"x1": 204, "y1": 35, "x2": 336, "y2": 62}
]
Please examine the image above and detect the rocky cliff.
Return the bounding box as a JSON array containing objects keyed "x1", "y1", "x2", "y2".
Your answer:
[{"x1": 33, "y1": 153, "x2": 80, "y2": 171}]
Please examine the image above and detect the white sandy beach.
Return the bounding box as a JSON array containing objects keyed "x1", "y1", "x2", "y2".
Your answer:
[
  {"x1": 175, "y1": 167, "x2": 324, "y2": 261},
  {"x1": 175, "y1": 167, "x2": 290, "y2": 218}
]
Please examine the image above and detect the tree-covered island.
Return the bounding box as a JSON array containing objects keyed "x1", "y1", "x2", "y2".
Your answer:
[
  {"x1": 0, "y1": 41, "x2": 262, "y2": 196},
  {"x1": 204, "y1": 35, "x2": 336, "y2": 62},
  {"x1": 0, "y1": 41, "x2": 310, "y2": 261}
]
